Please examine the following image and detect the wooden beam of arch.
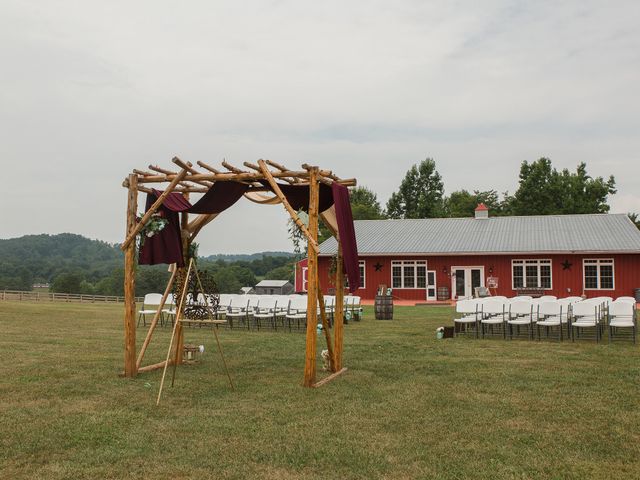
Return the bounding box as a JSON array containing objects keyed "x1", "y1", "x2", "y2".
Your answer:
[
  {"x1": 266, "y1": 159, "x2": 299, "y2": 181},
  {"x1": 196, "y1": 160, "x2": 222, "y2": 174},
  {"x1": 222, "y1": 160, "x2": 247, "y2": 174},
  {"x1": 148, "y1": 164, "x2": 211, "y2": 188},
  {"x1": 136, "y1": 170, "x2": 340, "y2": 184},
  {"x1": 257, "y1": 160, "x2": 319, "y2": 254},
  {"x1": 245, "y1": 160, "x2": 297, "y2": 184}
]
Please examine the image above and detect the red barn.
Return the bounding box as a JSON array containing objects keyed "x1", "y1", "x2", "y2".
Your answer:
[{"x1": 316, "y1": 207, "x2": 640, "y2": 302}]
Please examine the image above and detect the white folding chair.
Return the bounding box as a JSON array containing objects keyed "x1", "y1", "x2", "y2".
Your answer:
[
  {"x1": 286, "y1": 295, "x2": 309, "y2": 331},
  {"x1": 507, "y1": 300, "x2": 534, "y2": 340},
  {"x1": 539, "y1": 295, "x2": 557, "y2": 302},
  {"x1": 453, "y1": 299, "x2": 480, "y2": 338},
  {"x1": 323, "y1": 295, "x2": 335, "y2": 326},
  {"x1": 613, "y1": 297, "x2": 636, "y2": 305},
  {"x1": 162, "y1": 293, "x2": 176, "y2": 326},
  {"x1": 226, "y1": 296, "x2": 250, "y2": 329},
  {"x1": 536, "y1": 301, "x2": 564, "y2": 341},
  {"x1": 570, "y1": 302, "x2": 602, "y2": 343},
  {"x1": 137, "y1": 293, "x2": 164, "y2": 327},
  {"x1": 352, "y1": 296, "x2": 363, "y2": 321},
  {"x1": 480, "y1": 299, "x2": 507, "y2": 339},
  {"x1": 608, "y1": 302, "x2": 637, "y2": 343},
  {"x1": 254, "y1": 297, "x2": 280, "y2": 330}
]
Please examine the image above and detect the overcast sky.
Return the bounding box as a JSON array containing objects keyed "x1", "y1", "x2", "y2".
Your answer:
[{"x1": 1, "y1": 1, "x2": 639, "y2": 255}]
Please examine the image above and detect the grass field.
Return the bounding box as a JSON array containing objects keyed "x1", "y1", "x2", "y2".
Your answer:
[{"x1": 1, "y1": 301, "x2": 639, "y2": 479}]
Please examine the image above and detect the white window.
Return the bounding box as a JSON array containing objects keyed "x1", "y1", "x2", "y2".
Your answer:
[
  {"x1": 583, "y1": 259, "x2": 614, "y2": 290},
  {"x1": 512, "y1": 259, "x2": 552, "y2": 289},
  {"x1": 391, "y1": 260, "x2": 427, "y2": 289}
]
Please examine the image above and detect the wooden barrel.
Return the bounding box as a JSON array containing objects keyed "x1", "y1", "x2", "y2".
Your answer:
[
  {"x1": 437, "y1": 286, "x2": 450, "y2": 301},
  {"x1": 374, "y1": 295, "x2": 393, "y2": 320}
]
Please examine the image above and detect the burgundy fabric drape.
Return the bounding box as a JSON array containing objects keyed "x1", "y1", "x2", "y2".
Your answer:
[
  {"x1": 138, "y1": 193, "x2": 185, "y2": 267},
  {"x1": 137, "y1": 183, "x2": 249, "y2": 266},
  {"x1": 259, "y1": 181, "x2": 334, "y2": 212},
  {"x1": 189, "y1": 182, "x2": 249, "y2": 214},
  {"x1": 137, "y1": 179, "x2": 350, "y2": 268},
  {"x1": 156, "y1": 190, "x2": 192, "y2": 212},
  {"x1": 332, "y1": 183, "x2": 359, "y2": 292}
]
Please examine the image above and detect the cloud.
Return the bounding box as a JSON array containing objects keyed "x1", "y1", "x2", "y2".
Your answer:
[{"x1": 1, "y1": 0, "x2": 639, "y2": 253}]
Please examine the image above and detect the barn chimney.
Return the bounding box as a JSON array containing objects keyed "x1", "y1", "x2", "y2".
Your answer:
[{"x1": 474, "y1": 203, "x2": 489, "y2": 219}]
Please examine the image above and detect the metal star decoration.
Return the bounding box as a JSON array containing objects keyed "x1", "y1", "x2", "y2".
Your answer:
[
  {"x1": 562, "y1": 260, "x2": 572, "y2": 271},
  {"x1": 374, "y1": 262, "x2": 383, "y2": 272}
]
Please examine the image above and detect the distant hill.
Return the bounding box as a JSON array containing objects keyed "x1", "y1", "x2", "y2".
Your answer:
[
  {"x1": 0, "y1": 233, "x2": 123, "y2": 289},
  {"x1": 203, "y1": 251, "x2": 295, "y2": 262},
  {"x1": 0, "y1": 233, "x2": 296, "y2": 292}
]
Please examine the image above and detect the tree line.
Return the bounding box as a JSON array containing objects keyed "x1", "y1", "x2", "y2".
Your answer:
[{"x1": 346, "y1": 158, "x2": 635, "y2": 225}]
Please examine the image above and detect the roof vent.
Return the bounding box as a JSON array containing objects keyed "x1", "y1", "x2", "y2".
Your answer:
[{"x1": 475, "y1": 203, "x2": 489, "y2": 219}]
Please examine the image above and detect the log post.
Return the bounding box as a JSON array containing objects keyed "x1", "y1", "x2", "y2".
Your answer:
[
  {"x1": 123, "y1": 174, "x2": 138, "y2": 378},
  {"x1": 334, "y1": 243, "x2": 345, "y2": 371},
  {"x1": 303, "y1": 167, "x2": 320, "y2": 387}
]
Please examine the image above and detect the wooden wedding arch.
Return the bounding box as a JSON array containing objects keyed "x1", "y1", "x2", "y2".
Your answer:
[{"x1": 121, "y1": 157, "x2": 357, "y2": 387}]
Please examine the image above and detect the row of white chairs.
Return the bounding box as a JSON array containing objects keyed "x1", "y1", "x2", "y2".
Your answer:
[
  {"x1": 216, "y1": 294, "x2": 363, "y2": 330},
  {"x1": 137, "y1": 292, "x2": 363, "y2": 330},
  {"x1": 454, "y1": 296, "x2": 637, "y2": 343}
]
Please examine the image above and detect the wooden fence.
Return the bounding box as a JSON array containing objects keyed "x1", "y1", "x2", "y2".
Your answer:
[{"x1": 0, "y1": 290, "x2": 143, "y2": 304}]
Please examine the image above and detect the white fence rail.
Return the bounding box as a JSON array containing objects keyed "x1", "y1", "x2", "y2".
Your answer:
[{"x1": 0, "y1": 290, "x2": 143, "y2": 303}]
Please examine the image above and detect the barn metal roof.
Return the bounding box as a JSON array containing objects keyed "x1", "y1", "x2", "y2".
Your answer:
[
  {"x1": 255, "y1": 280, "x2": 292, "y2": 287},
  {"x1": 319, "y1": 214, "x2": 640, "y2": 256}
]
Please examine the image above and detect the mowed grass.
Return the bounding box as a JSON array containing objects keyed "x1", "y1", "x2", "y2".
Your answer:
[{"x1": 1, "y1": 301, "x2": 639, "y2": 479}]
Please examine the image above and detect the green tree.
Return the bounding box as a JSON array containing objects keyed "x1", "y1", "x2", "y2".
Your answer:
[
  {"x1": 628, "y1": 213, "x2": 640, "y2": 229},
  {"x1": 213, "y1": 268, "x2": 243, "y2": 294},
  {"x1": 350, "y1": 186, "x2": 385, "y2": 220},
  {"x1": 51, "y1": 271, "x2": 84, "y2": 293},
  {"x1": 94, "y1": 276, "x2": 117, "y2": 296},
  {"x1": 444, "y1": 190, "x2": 506, "y2": 217},
  {"x1": 264, "y1": 264, "x2": 295, "y2": 283},
  {"x1": 386, "y1": 159, "x2": 445, "y2": 219},
  {"x1": 136, "y1": 266, "x2": 171, "y2": 296},
  {"x1": 510, "y1": 158, "x2": 616, "y2": 215},
  {"x1": 560, "y1": 162, "x2": 617, "y2": 214},
  {"x1": 79, "y1": 280, "x2": 96, "y2": 295}
]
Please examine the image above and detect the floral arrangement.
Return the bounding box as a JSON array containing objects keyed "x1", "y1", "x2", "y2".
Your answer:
[
  {"x1": 321, "y1": 349, "x2": 331, "y2": 371},
  {"x1": 137, "y1": 212, "x2": 169, "y2": 247}
]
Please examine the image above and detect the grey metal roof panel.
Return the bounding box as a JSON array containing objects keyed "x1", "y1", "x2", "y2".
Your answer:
[
  {"x1": 256, "y1": 280, "x2": 291, "y2": 287},
  {"x1": 319, "y1": 214, "x2": 640, "y2": 256}
]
